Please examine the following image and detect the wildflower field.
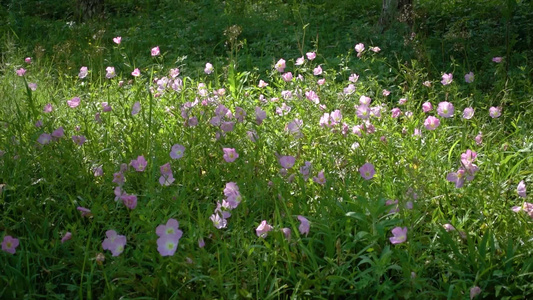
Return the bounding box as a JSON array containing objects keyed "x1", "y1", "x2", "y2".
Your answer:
[{"x1": 1, "y1": 0, "x2": 532, "y2": 299}]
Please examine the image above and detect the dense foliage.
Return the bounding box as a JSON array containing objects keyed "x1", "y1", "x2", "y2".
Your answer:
[{"x1": 1, "y1": 0, "x2": 532, "y2": 299}]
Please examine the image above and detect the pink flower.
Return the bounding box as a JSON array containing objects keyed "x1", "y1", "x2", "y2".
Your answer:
[
  {"x1": 317, "y1": 78, "x2": 325, "y2": 85},
  {"x1": 492, "y1": 57, "x2": 502, "y2": 63},
  {"x1": 112, "y1": 172, "x2": 125, "y2": 185},
  {"x1": 170, "y1": 144, "x2": 185, "y2": 160},
  {"x1": 359, "y1": 95, "x2": 371, "y2": 105},
  {"x1": 443, "y1": 224, "x2": 455, "y2": 232},
  {"x1": 77, "y1": 206, "x2": 91, "y2": 217},
  {"x1": 61, "y1": 232, "x2": 72, "y2": 243},
  {"x1": 344, "y1": 84, "x2": 356, "y2": 95},
  {"x1": 370, "y1": 46, "x2": 381, "y2": 53},
  {"x1": 131, "y1": 68, "x2": 140, "y2": 77},
  {"x1": 470, "y1": 286, "x2": 481, "y2": 299},
  {"x1": 489, "y1": 106, "x2": 501, "y2": 118},
  {"x1": 67, "y1": 97, "x2": 81, "y2": 108},
  {"x1": 305, "y1": 90, "x2": 319, "y2": 104},
  {"x1": 255, "y1": 107, "x2": 266, "y2": 125},
  {"x1": 306, "y1": 52, "x2": 316, "y2": 60},
  {"x1": 122, "y1": 194, "x2": 137, "y2": 209},
  {"x1": 130, "y1": 155, "x2": 147, "y2": 171},
  {"x1": 295, "y1": 56, "x2": 305, "y2": 65},
  {"x1": 2, "y1": 235, "x2": 19, "y2": 254},
  {"x1": 72, "y1": 135, "x2": 86, "y2": 146},
  {"x1": 102, "y1": 230, "x2": 126, "y2": 257},
  {"x1": 297, "y1": 216, "x2": 310, "y2": 236},
  {"x1": 157, "y1": 235, "x2": 180, "y2": 256},
  {"x1": 131, "y1": 101, "x2": 141, "y2": 116},
  {"x1": 275, "y1": 58, "x2": 286, "y2": 72},
  {"x1": 37, "y1": 133, "x2": 52, "y2": 145},
  {"x1": 101, "y1": 102, "x2": 112, "y2": 112},
  {"x1": 258, "y1": 80, "x2": 268, "y2": 88},
  {"x1": 382, "y1": 89, "x2": 390, "y2": 96},
  {"x1": 464, "y1": 72, "x2": 474, "y2": 83},
  {"x1": 441, "y1": 73, "x2": 453, "y2": 85},
  {"x1": 25, "y1": 57, "x2": 32, "y2": 64},
  {"x1": 437, "y1": 101, "x2": 454, "y2": 118},
  {"x1": 43, "y1": 103, "x2": 53, "y2": 113},
  {"x1": 105, "y1": 67, "x2": 116, "y2": 79},
  {"x1": 446, "y1": 168, "x2": 471, "y2": 188},
  {"x1": 223, "y1": 148, "x2": 239, "y2": 162},
  {"x1": 198, "y1": 238, "x2": 205, "y2": 248},
  {"x1": 28, "y1": 82, "x2": 37, "y2": 91},
  {"x1": 422, "y1": 102, "x2": 433, "y2": 112},
  {"x1": 16, "y1": 68, "x2": 26, "y2": 76},
  {"x1": 151, "y1": 46, "x2": 160, "y2": 56},
  {"x1": 475, "y1": 132, "x2": 483, "y2": 145},
  {"x1": 349, "y1": 73, "x2": 359, "y2": 83},
  {"x1": 256, "y1": 220, "x2": 273, "y2": 238},
  {"x1": 279, "y1": 155, "x2": 296, "y2": 169},
  {"x1": 156, "y1": 218, "x2": 183, "y2": 239},
  {"x1": 113, "y1": 36, "x2": 121, "y2": 44},
  {"x1": 313, "y1": 65, "x2": 322, "y2": 76},
  {"x1": 517, "y1": 181, "x2": 526, "y2": 198},
  {"x1": 79, "y1": 66, "x2": 88, "y2": 79},
  {"x1": 300, "y1": 161, "x2": 312, "y2": 180},
  {"x1": 398, "y1": 98, "x2": 407, "y2": 105},
  {"x1": 210, "y1": 213, "x2": 227, "y2": 229},
  {"x1": 282, "y1": 72, "x2": 293, "y2": 82},
  {"x1": 354, "y1": 43, "x2": 365, "y2": 53},
  {"x1": 359, "y1": 163, "x2": 375, "y2": 180},
  {"x1": 389, "y1": 227, "x2": 407, "y2": 244},
  {"x1": 391, "y1": 108, "x2": 401, "y2": 118},
  {"x1": 463, "y1": 107, "x2": 474, "y2": 119},
  {"x1": 52, "y1": 127, "x2": 64, "y2": 138},
  {"x1": 204, "y1": 63, "x2": 214, "y2": 74},
  {"x1": 313, "y1": 170, "x2": 326, "y2": 185},
  {"x1": 160, "y1": 163, "x2": 172, "y2": 176},
  {"x1": 159, "y1": 174, "x2": 175, "y2": 186},
  {"x1": 424, "y1": 116, "x2": 440, "y2": 130},
  {"x1": 423, "y1": 80, "x2": 432, "y2": 87},
  {"x1": 93, "y1": 166, "x2": 103, "y2": 177}
]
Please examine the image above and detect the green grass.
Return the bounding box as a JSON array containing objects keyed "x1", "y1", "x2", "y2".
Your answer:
[{"x1": 1, "y1": 0, "x2": 533, "y2": 299}]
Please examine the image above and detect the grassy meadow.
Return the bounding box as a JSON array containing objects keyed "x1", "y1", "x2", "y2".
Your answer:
[{"x1": 1, "y1": 0, "x2": 532, "y2": 299}]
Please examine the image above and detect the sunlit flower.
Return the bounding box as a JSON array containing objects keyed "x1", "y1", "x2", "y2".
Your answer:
[
  {"x1": 67, "y1": 97, "x2": 81, "y2": 108},
  {"x1": 151, "y1": 46, "x2": 160, "y2": 56},
  {"x1": 437, "y1": 101, "x2": 454, "y2": 118},
  {"x1": 424, "y1": 116, "x2": 440, "y2": 130},
  {"x1": 113, "y1": 36, "x2": 121, "y2": 44},
  {"x1": 306, "y1": 52, "x2": 316, "y2": 60}
]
